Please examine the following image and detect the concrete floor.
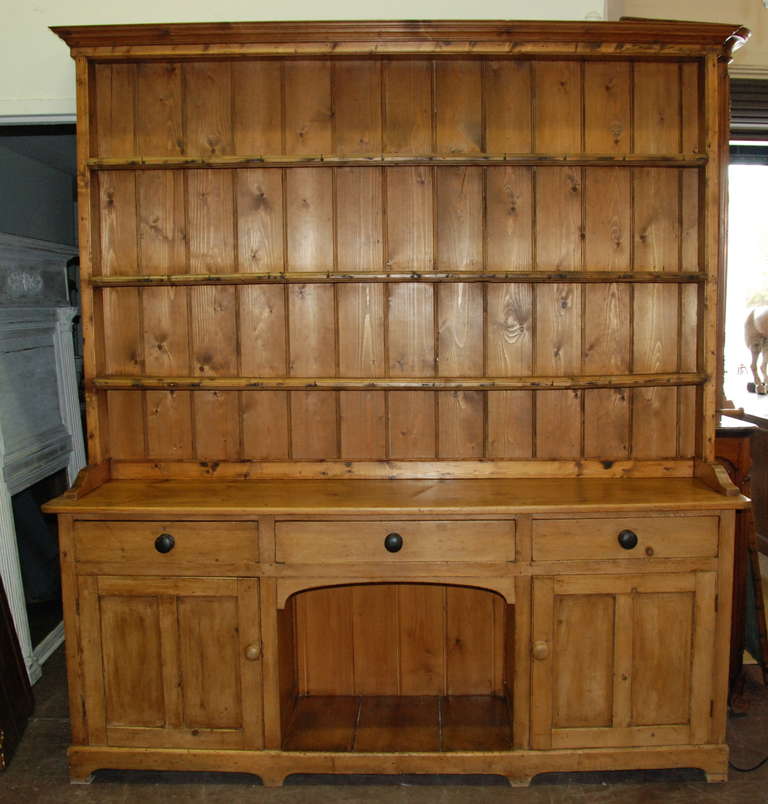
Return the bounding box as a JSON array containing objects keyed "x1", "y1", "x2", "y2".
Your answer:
[{"x1": 3, "y1": 648, "x2": 768, "y2": 803}]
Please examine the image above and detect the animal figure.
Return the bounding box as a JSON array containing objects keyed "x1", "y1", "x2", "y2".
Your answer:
[{"x1": 745, "y1": 306, "x2": 768, "y2": 394}]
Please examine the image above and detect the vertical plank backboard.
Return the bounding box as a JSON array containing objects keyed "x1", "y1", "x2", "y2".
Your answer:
[
  {"x1": 535, "y1": 284, "x2": 582, "y2": 377},
  {"x1": 438, "y1": 283, "x2": 484, "y2": 458},
  {"x1": 533, "y1": 62, "x2": 582, "y2": 152},
  {"x1": 137, "y1": 171, "x2": 192, "y2": 459},
  {"x1": 241, "y1": 285, "x2": 289, "y2": 460},
  {"x1": 485, "y1": 61, "x2": 532, "y2": 153},
  {"x1": 296, "y1": 587, "x2": 354, "y2": 695},
  {"x1": 445, "y1": 587, "x2": 496, "y2": 695},
  {"x1": 583, "y1": 284, "x2": 630, "y2": 375},
  {"x1": 634, "y1": 168, "x2": 680, "y2": 272},
  {"x1": 286, "y1": 169, "x2": 334, "y2": 271},
  {"x1": 584, "y1": 62, "x2": 630, "y2": 153},
  {"x1": 232, "y1": 61, "x2": 283, "y2": 154},
  {"x1": 584, "y1": 168, "x2": 630, "y2": 270},
  {"x1": 634, "y1": 63, "x2": 681, "y2": 154},
  {"x1": 386, "y1": 167, "x2": 434, "y2": 271},
  {"x1": 187, "y1": 169, "x2": 239, "y2": 459},
  {"x1": 535, "y1": 168, "x2": 583, "y2": 271},
  {"x1": 336, "y1": 168, "x2": 383, "y2": 271},
  {"x1": 487, "y1": 391, "x2": 534, "y2": 459},
  {"x1": 382, "y1": 60, "x2": 432, "y2": 154},
  {"x1": 584, "y1": 390, "x2": 630, "y2": 459},
  {"x1": 486, "y1": 167, "x2": 533, "y2": 271},
  {"x1": 284, "y1": 60, "x2": 332, "y2": 154},
  {"x1": 289, "y1": 284, "x2": 338, "y2": 459},
  {"x1": 352, "y1": 586, "x2": 399, "y2": 695},
  {"x1": 333, "y1": 60, "x2": 383, "y2": 154},
  {"x1": 398, "y1": 585, "x2": 446, "y2": 694},
  {"x1": 486, "y1": 283, "x2": 533, "y2": 376},
  {"x1": 236, "y1": 169, "x2": 285, "y2": 273},
  {"x1": 94, "y1": 64, "x2": 136, "y2": 158},
  {"x1": 536, "y1": 391, "x2": 582, "y2": 459},
  {"x1": 436, "y1": 167, "x2": 483, "y2": 270},
  {"x1": 435, "y1": 61, "x2": 483, "y2": 153},
  {"x1": 388, "y1": 283, "x2": 436, "y2": 458},
  {"x1": 100, "y1": 170, "x2": 144, "y2": 458},
  {"x1": 135, "y1": 63, "x2": 183, "y2": 157},
  {"x1": 183, "y1": 62, "x2": 233, "y2": 157},
  {"x1": 338, "y1": 284, "x2": 386, "y2": 459}
]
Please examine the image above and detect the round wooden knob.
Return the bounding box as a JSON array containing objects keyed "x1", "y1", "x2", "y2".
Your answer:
[
  {"x1": 532, "y1": 641, "x2": 550, "y2": 661},
  {"x1": 244, "y1": 642, "x2": 262, "y2": 661},
  {"x1": 154, "y1": 533, "x2": 175, "y2": 553},
  {"x1": 384, "y1": 532, "x2": 403, "y2": 553}
]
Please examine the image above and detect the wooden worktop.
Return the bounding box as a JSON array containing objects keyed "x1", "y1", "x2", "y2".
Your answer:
[{"x1": 44, "y1": 477, "x2": 749, "y2": 517}]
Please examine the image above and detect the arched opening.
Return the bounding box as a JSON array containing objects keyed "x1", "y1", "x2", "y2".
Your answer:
[{"x1": 278, "y1": 581, "x2": 515, "y2": 753}]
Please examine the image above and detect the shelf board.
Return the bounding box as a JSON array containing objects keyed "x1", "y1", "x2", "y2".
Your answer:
[
  {"x1": 92, "y1": 373, "x2": 707, "y2": 392},
  {"x1": 91, "y1": 270, "x2": 706, "y2": 288},
  {"x1": 87, "y1": 153, "x2": 708, "y2": 170},
  {"x1": 283, "y1": 695, "x2": 512, "y2": 753}
]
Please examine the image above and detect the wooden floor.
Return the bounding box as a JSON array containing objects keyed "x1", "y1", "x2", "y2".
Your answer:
[{"x1": 282, "y1": 695, "x2": 512, "y2": 752}]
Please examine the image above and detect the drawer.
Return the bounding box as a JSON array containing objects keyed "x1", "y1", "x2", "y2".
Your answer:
[
  {"x1": 73, "y1": 521, "x2": 259, "y2": 574},
  {"x1": 531, "y1": 516, "x2": 718, "y2": 561},
  {"x1": 275, "y1": 520, "x2": 515, "y2": 563}
]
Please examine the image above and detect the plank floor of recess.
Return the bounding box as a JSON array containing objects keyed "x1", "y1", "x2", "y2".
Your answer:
[
  {"x1": 45, "y1": 477, "x2": 749, "y2": 515},
  {"x1": 282, "y1": 695, "x2": 512, "y2": 753}
]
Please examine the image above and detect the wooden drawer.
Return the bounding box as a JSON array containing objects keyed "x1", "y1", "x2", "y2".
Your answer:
[
  {"x1": 275, "y1": 520, "x2": 515, "y2": 563},
  {"x1": 73, "y1": 521, "x2": 259, "y2": 574},
  {"x1": 531, "y1": 516, "x2": 718, "y2": 561}
]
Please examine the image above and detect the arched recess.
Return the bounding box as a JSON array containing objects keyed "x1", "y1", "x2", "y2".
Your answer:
[
  {"x1": 277, "y1": 576, "x2": 515, "y2": 609},
  {"x1": 280, "y1": 580, "x2": 515, "y2": 700}
]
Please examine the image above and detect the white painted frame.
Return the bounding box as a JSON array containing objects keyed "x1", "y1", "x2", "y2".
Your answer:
[{"x1": 0, "y1": 235, "x2": 84, "y2": 683}]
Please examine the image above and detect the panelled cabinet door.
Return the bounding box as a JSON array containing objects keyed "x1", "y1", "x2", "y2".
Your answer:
[
  {"x1": 77, "y1": 576, "x2": 263, "y2": 749},
  {"x1": 530, "y1": 573, "x2": 717, "y2": 749}
]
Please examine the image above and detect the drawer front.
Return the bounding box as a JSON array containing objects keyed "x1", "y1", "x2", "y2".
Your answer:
[
  {"x1": 532, "y1": 516, "x2": 718, "y2": 561},
  {"x1": 74, "y1": 521, "x2": 259, "y2": 573},
  {"x1": 275, "y1": 520, "x2": 515, "y2": 563}
]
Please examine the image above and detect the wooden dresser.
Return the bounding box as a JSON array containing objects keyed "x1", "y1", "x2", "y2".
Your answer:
[{"x1": 47, "y1": 19, "x2": 750, "y2": 785}]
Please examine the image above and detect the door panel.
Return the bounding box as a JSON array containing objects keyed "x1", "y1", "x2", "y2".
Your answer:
[
  {"x1": 553, "y1": 594, "x2": 614, "y2": 729},
  {"x1": 81, "y1": 576, "x2": 263, "y2": 749},
  {"x1": 100, "y1": 595, "x2": 164, "y2": 727},
  {"x1": 532, "y1": 572, "x2": 716, "y2": 749},
  {"x1": 632, "y1": 592, "x2": 693, "y2": 726},
  {"x1": 178, "y1": 595, "x2": 242, "y2": 729}
]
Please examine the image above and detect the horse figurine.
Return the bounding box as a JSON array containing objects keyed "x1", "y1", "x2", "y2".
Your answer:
[{"x1": 745, "y1": 306, "x2": 768, "y2": 394}]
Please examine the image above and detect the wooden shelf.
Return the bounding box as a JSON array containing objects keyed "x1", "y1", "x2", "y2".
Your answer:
[
  {"x1": 283, "y1": 695, "x2": 512, "y2": 753},
  {"x1": 91, "y1": 270, "x2": 707, "y2": 288},
  {"x1": 93, "y1": 373, "x2": 706, "y2": 392},
  {"x1": 87, "y1": 153, "x2": 708, "y2": 170}
]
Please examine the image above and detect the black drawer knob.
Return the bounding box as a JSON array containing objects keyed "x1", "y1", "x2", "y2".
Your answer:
[
  {"x1": 617, "y1": 529, "x2": 638, "y2": 550},
  {"x1": 384, "y1": 532, "x2": 403, "y2": 553},
  {"x1": 154, "y1": 533, "x2": 175, "y2": 554}
]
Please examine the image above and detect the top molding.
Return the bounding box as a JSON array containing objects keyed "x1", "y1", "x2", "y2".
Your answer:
[{"x1": 51, "y1": 19, "x2": 750, "y2": 60}]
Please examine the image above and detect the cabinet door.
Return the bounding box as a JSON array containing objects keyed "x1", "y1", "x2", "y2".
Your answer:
[
  {"x1": 78, "y1": 576, "x2": 263, "y2": 749},
  {"x1": 531, "y1": 572, "x2": 716, "y2": 749}
]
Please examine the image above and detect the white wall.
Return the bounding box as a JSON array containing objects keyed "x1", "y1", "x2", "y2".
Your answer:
[
  {"x1": 608, "y1": 0, "x2": 768, "y2": 77},
  {"x1": 1, "y1": 1, "x2": 606, "y2": 120}
]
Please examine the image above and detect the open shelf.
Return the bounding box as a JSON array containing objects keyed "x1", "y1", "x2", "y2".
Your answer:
[
  {"x1": 283, "y1": 695, "x2": 512, "y2": 752},
  {"x1": 87, "y1": 153, "x2": 708, "y2": 170},
  {"x1": 277, "y1": 582, "x2": 515, "y2": 754},
  {"x1": 90, "y1": 270, "x2": 707, "y2": 288}
]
